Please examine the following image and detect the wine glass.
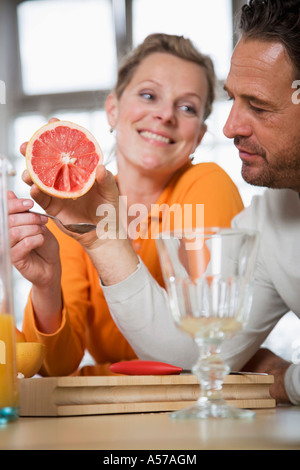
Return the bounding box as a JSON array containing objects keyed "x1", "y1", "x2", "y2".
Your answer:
[{"x1": 156, "y1": 227, "x2": 259, "y2": 419}]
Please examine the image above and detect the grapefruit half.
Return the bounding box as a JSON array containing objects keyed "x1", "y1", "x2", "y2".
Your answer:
[{"x1": 26, "y1": 120, "x2": 103, "y2": 198}]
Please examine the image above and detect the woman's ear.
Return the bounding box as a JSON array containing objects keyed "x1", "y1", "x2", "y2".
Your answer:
[
  {"x1": 193, "y1": 123, "x2": 207, "y2": 153},
  {"x1": 105, "y1": 93, "x2": 118, "y2": 129},
  {"x1": 198, "y1": 123, "x2": 207, "y2": 146}
]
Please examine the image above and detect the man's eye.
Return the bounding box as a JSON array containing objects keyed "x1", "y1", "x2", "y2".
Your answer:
[{"x1": 250, "y1": 103, "x2": 265, "y2": 113}]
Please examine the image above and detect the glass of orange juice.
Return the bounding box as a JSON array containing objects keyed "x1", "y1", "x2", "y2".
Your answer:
[{"x1": 0, "y1": 155, "x2": 18, "y2": 423}]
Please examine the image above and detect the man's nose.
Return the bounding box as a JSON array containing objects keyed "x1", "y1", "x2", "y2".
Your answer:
[{"x1": 223, "y1": 103, "x2": 252, "y2": 139}]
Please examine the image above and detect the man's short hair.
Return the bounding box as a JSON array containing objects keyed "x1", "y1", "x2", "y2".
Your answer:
[{"x1": 239, "y1": 0, "x2": 300, "y2": 78}]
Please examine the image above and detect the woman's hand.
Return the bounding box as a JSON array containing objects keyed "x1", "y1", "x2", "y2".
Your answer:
[
  {"x1": 20, "y1": 127, "x2": 122, "y2": 248},
  {"x1": 8, "y1": 191, "x2": 63, "y2": 333},
  {"x1": 20, "y1": 118, "x2": 139, "y2": 287},
  {"x1": 8, "y1": 191, "x2": 61, "y2": 287}
]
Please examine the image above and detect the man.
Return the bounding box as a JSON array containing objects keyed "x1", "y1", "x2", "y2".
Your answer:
[
  {"x1": 220, "y1": 0, "x2": 300, "y2": 404},
  {"x1": 103, "y1": 0, "x2": 300, "y2": 405}
]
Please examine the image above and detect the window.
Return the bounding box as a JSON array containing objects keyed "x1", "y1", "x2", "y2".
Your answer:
[
  {"x1": 17, "y1": 0, "x2": 117, "y2": 95},
  {"x1": 133, "y1": 0, "x2": 233, "y2": 80}
]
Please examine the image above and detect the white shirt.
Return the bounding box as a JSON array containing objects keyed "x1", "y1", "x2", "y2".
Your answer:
[
  {"x1": 222, "y1": 188, "x2": 300, "y2": 404},
  {"x1": 102, "y1": 188, "x2": 300, "y2": 404}
]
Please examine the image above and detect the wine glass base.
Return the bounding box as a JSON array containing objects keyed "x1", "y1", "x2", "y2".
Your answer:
[{"x1": 170, "y1": 400, "x2": 256, "y2": 420}]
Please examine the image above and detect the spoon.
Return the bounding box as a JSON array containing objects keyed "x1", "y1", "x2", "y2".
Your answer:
[{"x1": 29, "y1": 210, "x2": 97, "y2": 234}]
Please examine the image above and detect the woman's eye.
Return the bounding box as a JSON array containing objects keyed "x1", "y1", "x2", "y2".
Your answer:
[
  {"x1": 140, "y1": 92, "x2": 154, "y2": 100},
  {"x1": 180, "y1": 104, "x2": 197, "y2": 114}
]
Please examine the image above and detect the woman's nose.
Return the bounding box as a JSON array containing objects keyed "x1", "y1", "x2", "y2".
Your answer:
[{"x1": 153, "y1": 102, "x2": 176, "y2": 125}]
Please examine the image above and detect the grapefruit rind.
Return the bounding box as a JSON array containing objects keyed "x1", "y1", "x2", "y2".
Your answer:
[{"x1": 25, "y1": 121, "x2": 103, "y2": 199}]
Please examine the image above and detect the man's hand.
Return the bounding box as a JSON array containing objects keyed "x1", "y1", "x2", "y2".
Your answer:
[{"x1": 242, "y1": 348, "x2": 291, "y2": 404}]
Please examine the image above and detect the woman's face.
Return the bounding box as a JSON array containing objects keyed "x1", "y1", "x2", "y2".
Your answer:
[{"x1": 106, "y1": 52, "x2": 208, "y2": 178}]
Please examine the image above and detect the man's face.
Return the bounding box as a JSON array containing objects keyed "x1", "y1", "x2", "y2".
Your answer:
[{"x1": 223, "y1": 38, "x2": 300, "y2": 192}]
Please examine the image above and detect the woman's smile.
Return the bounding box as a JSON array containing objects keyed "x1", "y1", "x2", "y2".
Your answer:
[{"x1": 138, "y1": 129, "x2": 175, "y2": 145}]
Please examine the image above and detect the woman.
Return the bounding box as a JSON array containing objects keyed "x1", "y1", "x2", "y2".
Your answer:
[{"x1": 9, "y1": 34, "x2": 243, "y2": 376}]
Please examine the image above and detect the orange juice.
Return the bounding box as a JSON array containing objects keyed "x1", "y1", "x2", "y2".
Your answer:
[{"x1": 0, "y1": 313, "x2": 19, "y2": 422}]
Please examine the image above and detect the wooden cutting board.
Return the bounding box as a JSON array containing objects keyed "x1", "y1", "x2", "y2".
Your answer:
[{"x1": 18, "y1": 373, "x2": 275, "y2": 417}]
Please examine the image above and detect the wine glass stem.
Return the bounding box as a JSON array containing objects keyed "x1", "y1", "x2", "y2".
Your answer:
[{"x1": 193, "y1": 337, "x2": 230, "y2": 404}]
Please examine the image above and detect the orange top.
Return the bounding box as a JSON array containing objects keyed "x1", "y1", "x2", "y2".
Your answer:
[{"x1": 22, "y1": 162, "x2": 244, "y2": 376}]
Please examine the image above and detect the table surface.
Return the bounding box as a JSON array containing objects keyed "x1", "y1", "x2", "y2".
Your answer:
[{"x1": 1, "y1": 405, "x2": 300, "y2": 450}]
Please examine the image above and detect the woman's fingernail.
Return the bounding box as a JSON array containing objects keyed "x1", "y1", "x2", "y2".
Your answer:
[{"x1": 22, "y1": 200, "x2": 32, "y2": 207}]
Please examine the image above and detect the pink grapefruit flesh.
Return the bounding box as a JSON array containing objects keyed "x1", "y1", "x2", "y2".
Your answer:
[{"x1": 26, "y1": 121, "x2": 103, "y2": 198}]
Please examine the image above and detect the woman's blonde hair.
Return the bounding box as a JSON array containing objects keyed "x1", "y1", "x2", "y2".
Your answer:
[{"x1": 114, "y1": 33, "x2": 216, "y2": 121}]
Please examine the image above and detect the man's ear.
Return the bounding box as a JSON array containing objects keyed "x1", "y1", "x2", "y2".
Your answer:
[{"x1": 105, "y1": 93, "x2": 118, "y2": 129}]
